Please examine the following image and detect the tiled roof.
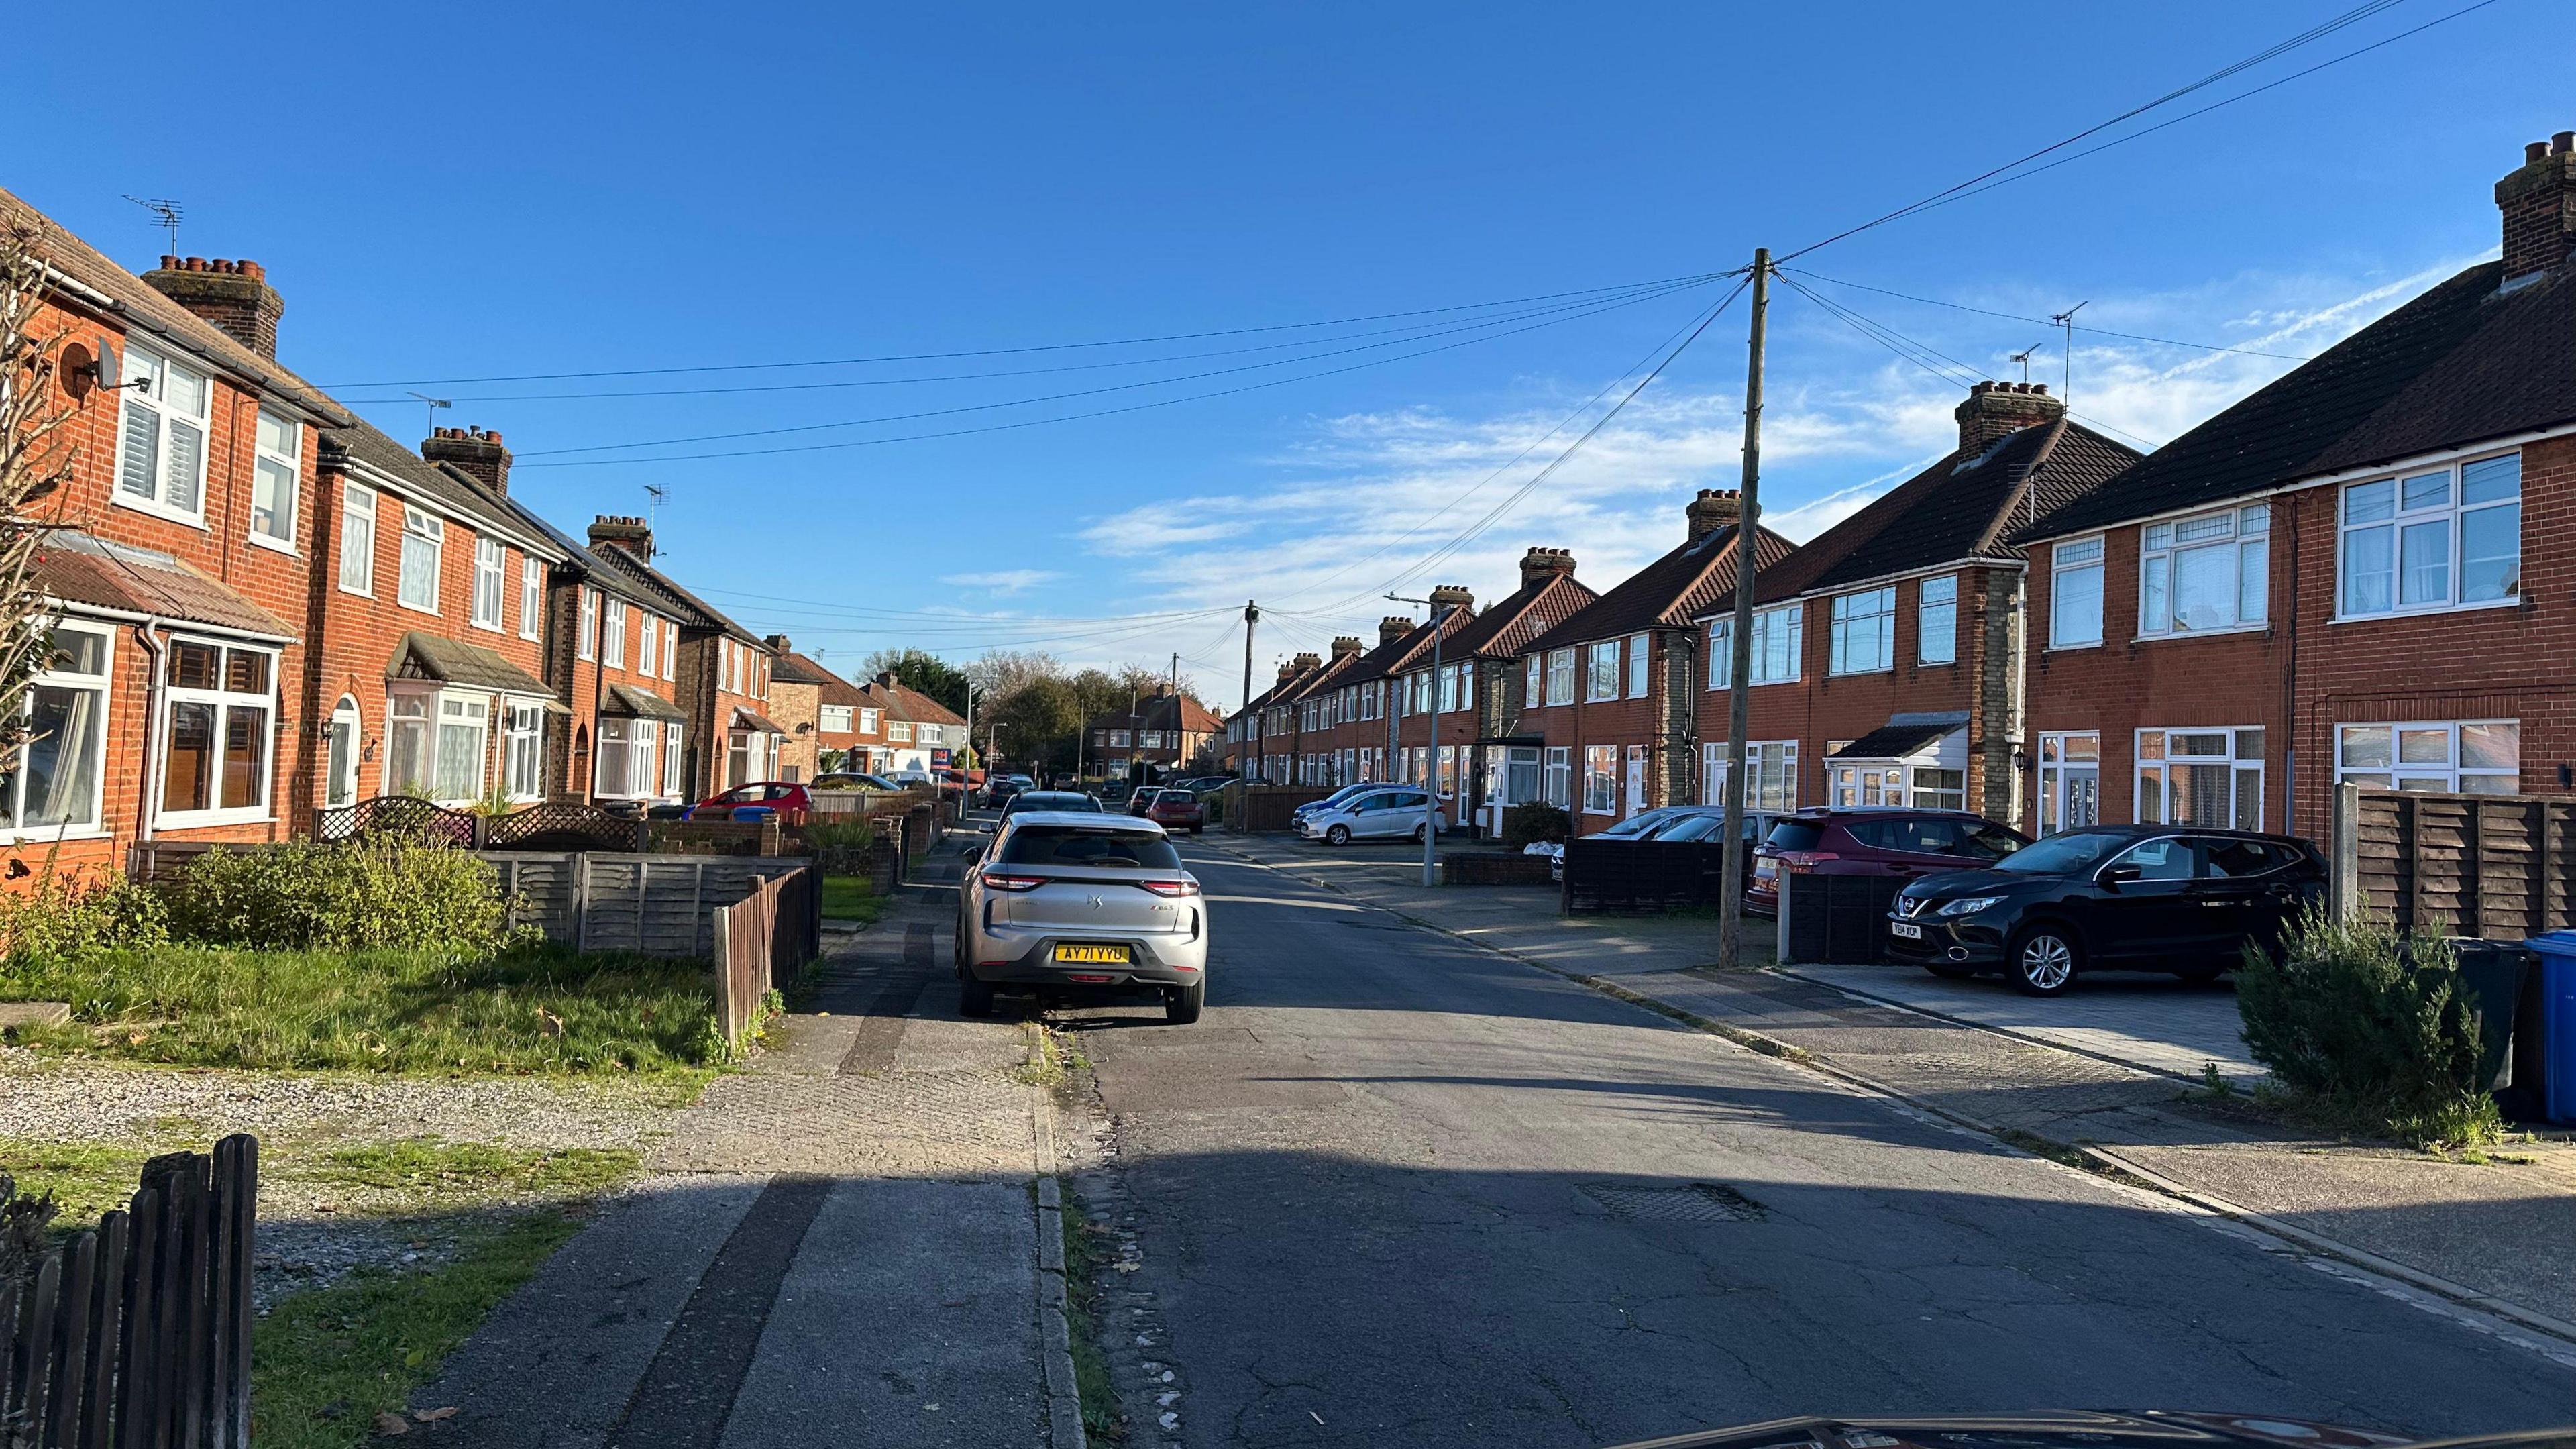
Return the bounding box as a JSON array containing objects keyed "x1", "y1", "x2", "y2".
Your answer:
[
  {"x1": 1523, "y1": 522, "x2": 1793, "y2": 653},
  {"x1": 604, "y1": 684, "x2": 688, "y2": 722},
  {"x1": 500, "y1": 508, "x2": 664, "y2": 612},
  {"x1": 731, "y1": 706, "x2": 790, "y2": 736},
  {"x1": 323, "y1": 419, "x2": 553, "y2": 551},
  {"x1": 2021, "y1": 260, "x2": 2576, "y2": 541},
  {"x1": 35, "y1": 531, "x2": 288, "y2": 639},
  {"x1": 861, "y1": 675, "x2": 967, "y2": 727},
  {"x1": 387, "y1": 631, "x2": 554, "y2": 699},
  {"x1": 1442, "y1": 571, "x2": 1597, "y2": 661},
  {"x1": 769, "y1": 651, "x2": 837, "y2": 686},
  {"x1": 1828, "y1": 717, "x2": 1966, "y2": 761},
  {"x1": 590, "y1": 545, "x2": 763, "y2": 645},
  {"x1": 1763, "y1": 420, "x2": 2141, "y2": 600},
  {"x1": 0, "y1": 185, "x2": 349, "y2": 425}
]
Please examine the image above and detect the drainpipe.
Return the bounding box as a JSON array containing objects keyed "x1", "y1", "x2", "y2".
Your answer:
[{"x1": 133, "y1": 618, "x2": 169, "y2": 843}]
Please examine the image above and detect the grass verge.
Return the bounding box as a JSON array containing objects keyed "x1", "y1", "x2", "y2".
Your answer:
[
  {"x1": 0, "y1": 941, "x2": 729, "y2": 1076},
  {"x1": 820, "y1": 875, "x2": 888, "y2": 925},
  {"x1": 1059, "y1": 1183, "x2": 1124, "y2": 1444}
]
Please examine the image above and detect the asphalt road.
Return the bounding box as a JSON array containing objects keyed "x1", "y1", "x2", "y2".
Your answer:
[{"x1": 1055, "y1": 841, "x2": 2576, "y2": 1449}]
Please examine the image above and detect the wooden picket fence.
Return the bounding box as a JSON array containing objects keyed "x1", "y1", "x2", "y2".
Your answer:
[
  {"x1": 712, "y1": 867, "x2": 820, "y2": 1045},
  {"x1": 1, "y1": 1136, "x2": 257, "y2": 1448}
]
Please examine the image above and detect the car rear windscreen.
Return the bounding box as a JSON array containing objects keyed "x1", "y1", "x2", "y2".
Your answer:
[
  {"x1": 1018, "y1": 794, "x2": 1101, "y2": 811},
  {"x1": 999, "y1": 826, "x2": 1183, "y2": 869},
  {"x1": 1763, "y1": 821, "x2": 1824, "y2": 852}
]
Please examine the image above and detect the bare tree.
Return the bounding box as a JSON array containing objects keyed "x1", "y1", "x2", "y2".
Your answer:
[{"x1": 0, "y1": 223, "x2": 84, "y2": 771}]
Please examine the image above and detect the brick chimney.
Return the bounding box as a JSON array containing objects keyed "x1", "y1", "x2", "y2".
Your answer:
[
  {"x1": 1687, "y1": 488, "x2": 1741, "y2": 540},
  {"x1": 1276, "y1": 661, "x2": 1300, "y2": 686},
  {"x1": 2499, "y1": 131, "x2": 2576, "y2": 284},
  {"x1": 1379, "y1": 615, "x2": 1413, "y2": 645},
  {"x1": 588, "y1": 515, "x2": 655, "y2": 564},
  {"x1": 1519, "y1": 547, "x2": 1576, "y2": 587},
  {"x1": 1331, "y1": 636, "x2": 1362, "y2": 658},
  {"x1": 763, "y1": 634, "x2": 792, "y2": 654},
  {"x1": 1428, "y1": 584, "x2": 1474, "y2": 616},
  {"x1": 423, "y1": 425, "x2": 512, "y2": 494},
  {"x1": 142, "y1": 256, "x2": 284, "y2": 359},
  {"x1": 1292, "y1": 652, "x2": 1322, "y2": 672},
  {"x1": 1955, "y1": 381, "x2": 2064, "y2": 454}
]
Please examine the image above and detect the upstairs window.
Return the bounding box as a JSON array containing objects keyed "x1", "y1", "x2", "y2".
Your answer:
[
  {"x1": 576, "y1": 588, "x2": 597, "y2": 661},
  {"x1": 821, "y1": 704, "x2": 853, "y2": 733},
  {"x1": 1829, "y1": 586, "x2": 1896, "y2": 674},
  {"x1": 2340, "y1": 453, "x2": 2520, "y2": 617},
  {"x1": 1626, "y1": 633, "x2": 1650, "y2": 697},
  {"x1": 398, "y1": 508, "x2": 443, "y2": 614},
  {"x1": 1708, "y1": 604, "x2": 1801, "y2": 688},
  {"x1": 1523, "y1": 655, "x2": 1541, "y2": 707},
  {"x1": 115, "y1": 342, "x2": 210, "y2": 520},
  {"x1": 661, "y1": 623, "x2": 677, "y2": 679},
  {"x1": 604, "y1": 599, "x2": 627, "y2": 669},
  {"x1": 2141, "y1": 504, "x2": 2267, "y2": 636},
  {"x1": 1917, "y1": 574, "x2": 1957, "y2": 665},
  {"x1": 250, "y1": 409, "x2": 299, "y2": 547},
  {"x1": 338, "y1": 484, "x2": 376, "y2": 596},
  {"x1": 1585, "y1": 641, "x2": 1620, "y2": 702},
  {"x1": 520, "y1": 559, "x2": 543, "y2": 639},
  {"x1": 2051, "y1": 537, "x2": 2104, "y2": 647},
  {"x1": 1545, "y1": 648, "x2": 1576, "y2": 706},
  {"x1": 472, "y1": 539, "x2": 506, "y2": 631}
]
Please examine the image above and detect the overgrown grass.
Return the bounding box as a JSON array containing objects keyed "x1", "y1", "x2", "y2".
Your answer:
[
  {"x1": 0, "y1": 941, "x2": 730, "y2": 1075},
  {"x1": 819, "y1": 875, "x2": 886, "y2": 924},
  {"x1": 250, "y1": 1210, "x2": 584, "y2": 1449},
  {"x1": 1060, "y1": 1183, "x2": 1124, "y2": 1444}
]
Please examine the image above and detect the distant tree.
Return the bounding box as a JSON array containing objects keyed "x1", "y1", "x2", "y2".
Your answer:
[
  {"x1": 859, "y1": 648, "x2": 971, "y2": 718},
  {"x1": 968, "y1": 649, "x2": 1063, "y2": 700}
]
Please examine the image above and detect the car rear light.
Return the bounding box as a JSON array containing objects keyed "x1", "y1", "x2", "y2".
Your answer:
[
  {"x1": 982, "y1": 873, "x2": 1047, "y2": 892},
  {"x1": 1138, "y1": 879, "x2": 1201, "y2": 898},
  {"x1": 1067, "y1": 973, "x2": 1114, "y2": 983},
  {"x1": 1776, "y1": 851, "x2": 1840, "y2": 873}
]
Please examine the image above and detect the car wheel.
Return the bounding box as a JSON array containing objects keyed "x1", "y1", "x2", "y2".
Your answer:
[
  {"x1": 1325, "y1": 824, "x2": 1352, "y2": 846},
  {"x1": 1165, "y1": 978, "x2": 1205, "y2": 1024},
  {"x1": 2007, "y1": 926, "x2": 2081, "y2": 996},
  {"x1": 959, "y1": 973, "x2": 996, "y2": 1018},
  {"x1": 1411, "y1": 823, "x2": 1427, "y2": 843}
]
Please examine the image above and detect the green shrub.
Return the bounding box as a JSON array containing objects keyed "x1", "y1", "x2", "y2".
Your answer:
[
  {"x1": 1501, "y1": 801, "x2": 1570, "y2": 849},
  {"x1": 0, "y1": 872, "x2": 168, "y2": 960},
  {"x1": 2237, "y1": 906, "x2": 2500, "y2": 1146},
  {"x1": 802, "y1": 819, "x2": 876, "y2": 851},
  {"x1": 161, "y1": 841, "x2": 520, "y2": 954}
]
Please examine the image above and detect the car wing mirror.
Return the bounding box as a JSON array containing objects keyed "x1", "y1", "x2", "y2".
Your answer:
[
  {"x1": 959, "y1": 843, "x2": 984, "y2": 863},
  {"x1": 2098, "y1": 863, "x2": 2143, "y2": 887}
]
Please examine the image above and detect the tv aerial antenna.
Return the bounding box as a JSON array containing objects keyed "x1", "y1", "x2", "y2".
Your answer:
[
  {"x1": 643, "y1": 483, "x2": 669, "y2": 532},
  {"x1": 2006, "y1": 341, "x2": 2047, "y2": 385},
  {"x1": 123, "y1": 197, "x2": 183, "y2": 252},
  {"x1": 407, "y1": 392, "x2": 452, "y2": 435},
  {"x1": 2050, "y1": 301, "x2": 2090, "y2": 405}
]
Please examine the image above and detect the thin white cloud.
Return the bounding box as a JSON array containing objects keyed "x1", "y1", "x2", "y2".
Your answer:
[{"x1": 939, "y1": 569, "x2": 1061, "y2": 594}]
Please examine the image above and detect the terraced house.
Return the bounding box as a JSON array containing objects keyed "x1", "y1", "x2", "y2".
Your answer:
[
  {"x1": 581, "y1": 517, "x2": 786, "y2": 800},
  {"x1": 1396, "y1": 551, "x2": 1594, "y2": 832}
]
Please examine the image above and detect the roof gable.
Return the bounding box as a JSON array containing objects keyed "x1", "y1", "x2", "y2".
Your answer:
[{"x1": 1522, "y1": 522, "x2": 1792, "y2": 654}]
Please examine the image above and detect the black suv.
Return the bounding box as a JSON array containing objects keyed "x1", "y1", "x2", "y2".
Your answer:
[{"x1": 1886, "y1": 824, "x2": 2327, "y2": 996}]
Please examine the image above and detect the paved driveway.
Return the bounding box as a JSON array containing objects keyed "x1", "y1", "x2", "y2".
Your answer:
[{"x1": 1785, "y1": 961, "x2": 2263, "y2": 1083}]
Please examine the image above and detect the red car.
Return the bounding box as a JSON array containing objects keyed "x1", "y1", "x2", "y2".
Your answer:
[
  {"x1": 689, "y1": 781, "x2": 814, "y2": 824},
  {"x1": 1142, "y1": 788, "x2": 1205, "y2": 835},
  {"x1": 1748, "y1": 807, "x2": 2027, "y2": 913}
]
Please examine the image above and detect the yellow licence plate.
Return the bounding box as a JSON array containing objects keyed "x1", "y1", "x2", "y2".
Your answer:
[{"x1": 1053, "y1": 943, "x2": 1132, "y2": 964}]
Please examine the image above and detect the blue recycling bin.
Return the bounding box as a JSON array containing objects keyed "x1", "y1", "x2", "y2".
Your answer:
[{"x1": 2524, "y1": 930, "x2": 2576, "y2": 1123}]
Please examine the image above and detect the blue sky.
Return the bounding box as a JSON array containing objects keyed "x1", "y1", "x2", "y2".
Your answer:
[{"x1": 16, "y1": 1, "x2": 2572, "y2": 702}]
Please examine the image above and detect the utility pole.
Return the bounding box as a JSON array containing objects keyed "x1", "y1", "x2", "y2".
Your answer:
[
  {"x1": 1717, "y1": 249, "x2": 1772, "y2": 973},
  {"x1": 1389, "y1": 592, "x2": 1453, "y2": 888},
  {"x1": 1240, "y1": 600, "x2": 1259, "y2": 780}
]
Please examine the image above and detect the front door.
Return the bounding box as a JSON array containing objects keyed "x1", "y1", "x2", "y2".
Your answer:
[
  {"x1": 325, "y1": 700, "x2": 359, "y2": 808},
  {"x1": 1625, "y1": 747, "x2": 1647, "y2": 818}
]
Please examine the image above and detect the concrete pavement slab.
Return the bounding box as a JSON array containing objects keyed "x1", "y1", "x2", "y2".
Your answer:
[{"x1": 1786, "y1": 959, "x2": 2262, "y2": 1083}]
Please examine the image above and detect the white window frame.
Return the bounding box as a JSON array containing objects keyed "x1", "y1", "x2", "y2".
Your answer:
[
  {"x1": 504, "y1": 700, "x2": 547, "y2": 802},
  {"x1": 1625, "y1": 633, "x2": 1650, "y2": 698},
  {"x1": 859, "y1": 708, "x2": 881, "y2": 734},
  {"x1": 1545, "y1": 746, "x2": 1571, "y2": 809},
  {"x1": 431, "y1": 692, "x2": 490, "y2": 805},
  {"x1": 113, "y1": 341, "x2": 211, "y2": 525},
  {"x1": 663, "y1": 724, "x2": 685, "y2": 796},
  {"x1": 472, "y1": 537, "x2": 506, "y2": 632},
  {"x1": 398, "y1": 506, "x2": 443, "y2": 615},
  {"x1": 2037, "y1": 731, "x2": 2101, "y2": 837},
  {"x1": 2140, "y1": 504, "x2": 2269, "y2": 638},
  {"x1": 338, "y1": 484, "x2": 376, "y2": 597},
  {"x1": 0, "y1": 621, "x2": 115, "y2": 839},
  {"x1": 576, "y1": 588, "x2": 598, "y2": 662},
  {"x1": 1829, "y1": 586, "x2": 1897, "y2": 676},
  {"x1": 1545, "y1": 649, "x2": 1576, "y2": 707},
  {"x1": 1581, "y1": 744, "x2": 1617, "y2": 815},
  {"x1": 1522, "y1": 655, "x2": 1541, "y2": 708},
  {"x1": 604, "y1": 598, "x2": 628, "y2": 670},
  {"x1": 2050, "y1": 535, "x2": 2105, "y2": 648},
  {"x1": 1701, "y1": 739, "x2": 1798, "y2": 812},
  {"x1": 248, "y1": 408, "x2": 299, "y2": 552},
  {"x1": 2135, "y1": 725, "x2": 2265, "y2": 831},
  {"x1": 661, "y1": 622, "x2": 678, "y2": 679},
  {"x1": 519, "y1": 557, "x2": 544, "y2": 641},
  {"x1": 820, "y1": 704, "x2": 854, "y2": 733},
  {"x1": 2337, "y1": 451, "x2": 2521, "y2": 621},
  {"x1": 156, "y1": 638, "x2": 278, "y2": 828},
  {"x1": 1707, "y1": 604, "x2": 1803, "y2": 688},
  {"x1": 1917, "y1": 574, "x2": 1957, "y2": 665},
  {"x1": 1585, "y1": 641, "x2": 1621, "y2": 702},
  {"x1": 2334, "y1": 720, "x2": 2520, "y2": 795},
  {"x1": 1828, "y1": 764, "x2": 1907, "y2": 808}
]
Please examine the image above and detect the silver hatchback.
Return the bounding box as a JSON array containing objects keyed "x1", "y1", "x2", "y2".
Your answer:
[{"x1": 955, "y1": 812, "x2": 1209, "y2": 1022}]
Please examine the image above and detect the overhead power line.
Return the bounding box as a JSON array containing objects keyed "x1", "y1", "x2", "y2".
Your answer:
[{"x1": 1783, "y1": 270, "x2": 2314, "y2": 362}]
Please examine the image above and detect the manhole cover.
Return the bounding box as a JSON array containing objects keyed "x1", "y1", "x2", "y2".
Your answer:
[{"x1": 1579, "y1": 1181, "x2": 1766, "y2": 1222}]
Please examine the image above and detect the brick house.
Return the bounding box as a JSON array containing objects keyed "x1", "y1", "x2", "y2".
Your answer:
[
  {"x1": 1086, "y1": 689, "x2": 1226, "y2": 784},
  {"x1": 0, "y1": 188, "x2": 370, "y2": 881},
  {"x1": 1434, "y1": 549, "x2": 1595, "y2": 833},
  {"x1": 1517, "y1": 491, "x2": 1792, "y2": 835},
  {"x1": 1322, "y1": 620, "x2": 1419, "y2": 788},
  {"x1": 1226, "y1": 654, "x2": 1323, "y2": 783},
  {"x1": 1694, "y1": 384, "x2": 2139, "y2": 826},
  {"x1": 2015, "y1": 133, "x2": 2576, "y2": 843},
  {"x1": 305, "y1": 421, "x2": 571, "y2": 814},
  {"x1": 855, "y1": 672, "x2": 967, "y2": 774},
  {"x1": 582, "y1": 519, "x2": 785, "y2": 798},
  {"x1": 761, "y1": 639, "x2": 830, "y2": 783}
]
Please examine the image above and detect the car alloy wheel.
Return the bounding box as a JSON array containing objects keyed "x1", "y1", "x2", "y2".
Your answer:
[
  {"x1": 1325, "y1": 824, "x2": 1352, "y2": 846},
  {"x1": 2010, "y1": 929, "x2": 2078, "y2": 996}
]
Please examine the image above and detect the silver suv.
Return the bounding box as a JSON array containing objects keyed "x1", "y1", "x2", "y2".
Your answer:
[{"x1": 956, "y1": 812, "x2": 1209, "y2": 1022}]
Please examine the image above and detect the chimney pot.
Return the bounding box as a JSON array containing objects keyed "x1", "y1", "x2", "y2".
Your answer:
[
  {"x1": 2498, "y1": 131, "x2": 2576, "y2": 282},
  {"x1": 1953, "y1": 378, "x2": 2065, "y2": 454},
  {"x1": 144, "y1": 252, "x2": 287, "y2": 358},
  {"x1": 1687, "y1": 488, "x2": 1743, "y2": 540},
  {"x1": 2557, "y1": 131, "x2": 2574, "y2": 155},
  {"x1": 423, "y1": 423, "x2": 513, "y2": 495},
  {"x1": 2530, "y1": 141, "x2": 2553, "y2": 164},
  {"x1": 159, "y1": 254, "x2": 178, "y2": 270}
]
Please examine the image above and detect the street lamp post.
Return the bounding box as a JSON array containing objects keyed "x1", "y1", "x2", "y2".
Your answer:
[{"x1": 1387, "y1": 592, "x2": 1453, "y2": 888}]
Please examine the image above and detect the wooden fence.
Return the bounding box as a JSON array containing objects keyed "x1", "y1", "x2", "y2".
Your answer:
[
  {"x1": 2331, "y1": 782, "x2": 2576, "y2": 939},
  {"x1": 1, "y1": 1136, "x2": 256, "y2": 1448},
  {"x1": 1561, "y1": 839, "x2": 1737, "y2": 915},
  {"x1": 1778, "y1": 870, "x2": 1902, "y2": 965},
  {"x1": 487, "y1": 853, "x2": 812, "y2": 959},
  {"x1": 1227, "y1": 786, "x2": 1332, "y2": 834},
  {"x1": 712, "y1": 868, "x2": 820, "y2": 1045}
]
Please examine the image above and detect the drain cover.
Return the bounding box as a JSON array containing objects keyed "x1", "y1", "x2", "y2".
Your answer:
[{"x1": 1579, "y1": 1181, "x2": 1766, "y2": 1222}]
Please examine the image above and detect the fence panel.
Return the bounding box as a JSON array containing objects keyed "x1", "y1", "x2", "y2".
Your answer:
[
  {"x1": 1, "y1": 1134, "x2": 256, "y2": 1449},
  {"x1": 712, "y1": 866, "x2": 820, "y2": 1046},
  {"x1": 482, "y1": 852, "x2": 808, "y2": 959},
  {"x1": 2337, "y1": 784, "x2": 2576, "y2": 939},
  {"x1": 1231, "y1": 786, "x2": 1332, "y2": 833},
  {"x1": 1562, "y1": 839, "x2": 1733, "y2": 915},
  {"x1": 484, "y1": 802, "x2": 647, "y2": 853},
  {"x1": 313, "y1": 796, "x2": 478, "y2": 847},
  {"x1": 1782, "y1": 871, "x2": 1903, "y2": 964}
]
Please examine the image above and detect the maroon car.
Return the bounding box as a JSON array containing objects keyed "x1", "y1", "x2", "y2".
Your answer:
[
  {"x1": 1748, "y1": 807, "x2": 2027, "y2": 913},
  {"x1": 1142, "y1": 788, "x2": 1205, "y2": 835}
]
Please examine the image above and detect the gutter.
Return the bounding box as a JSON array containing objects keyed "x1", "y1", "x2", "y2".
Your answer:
[{"x1": 132, "y1": 618, "x2": 168, "y2": 844}]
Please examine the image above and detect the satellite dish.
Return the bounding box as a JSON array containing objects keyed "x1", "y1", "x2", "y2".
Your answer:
[{"x1": 60, "y1": 341, "x2": 95, "y2": 402}]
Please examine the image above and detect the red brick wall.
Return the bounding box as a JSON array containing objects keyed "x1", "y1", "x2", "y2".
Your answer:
[{"x1": 1522, "y1": 631, "x2": 1690, "y2": 835}]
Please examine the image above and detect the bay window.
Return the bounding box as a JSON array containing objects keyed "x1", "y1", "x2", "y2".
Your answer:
[
  {"x1": 161, "y1": 641, "x2": 275, "y2": 821},
  {"x1": 115, "y1": 342, "x2": 209, "y2": 519},
  {"x1": 2136, "y1": 726, "x2": 2264, "y2": 830},
  {"x1": 398, "y1": 508, "x2": 442, "y2": 614},
  {"x1": 1917, "y1": 574, "x2": 1957, "y2": 665},
  {"x1": 2340, "y1": 453, "x2": 2520, "y2": 616},
  {"x1": 2335, "y1": 720, "x2": 2518, "y2": 794},
  {"x1": 1829, "y1": 586, "x2": 1896, "y2": 674},
  {"x1": 387, "y1": 695, "x2": 430, "y2": 794},
  {"x1": 1585, "y1": 641, "x2": 1620, "y2": 701},
  {"x1": 2141, "y1": 504, "x2": 2267, "y2": 636},
  {"x1": 250, "y1": 409, "x2": 298, "y2": 548},
  {"x1": 2051, "y1": 536, "x2": 2104, "y2": 647},
  {"x1": 1708, "y1": 604, "x2": 1801, "y2": 688},
  {"x1": 1, "y1": 624, "x2": 112, "y2": 835},
  {"x1": 433, "y1": 694, "x2": 488, "y2": 803}
]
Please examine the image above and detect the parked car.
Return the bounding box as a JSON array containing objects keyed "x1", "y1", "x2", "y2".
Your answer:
[
  {"x1": 1530, "y1": 804, "x2": 1698, "y2": 879},
  {"x1": 983, "y1": 773, "x2": 1036, "y2": 806},
  {"x1": 955, "y1": 812, "x2": 1207, "y2": 1023},
  {"x1": 1124, "y1": 789, "x2": 1159, "y2": 818},
  {"x1": 1292, "y1": 783, "x2": 1377, "y2": 824},
  {"x1": 812, "y1": 771, "x2": 901, "y2": 792},
  {"x1": 688, "y1": 781, "x2": 814, "y2": 824},
  {"x1": 884, "y1": 769, "x2": 938, "y2": 790},
  {"x1": 1143, "y1": 788, "x2": 1205, "y2": 835},
  {"x1": 1886, "y1": 824, "x2": 2328, "y2": 996},
  {"x1": 1749, "y1": 808, "x2": 2028, "y2": 915},
  {"x1": 1297, "y1": 787, "x2": 1442, "y2": 845},
  {"x1": 996, "y1": 790, "x2": 1105, "y2": 826},
  {"x1": 1551, "y1": 806, "x2": 1790, "y2": 884}
]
